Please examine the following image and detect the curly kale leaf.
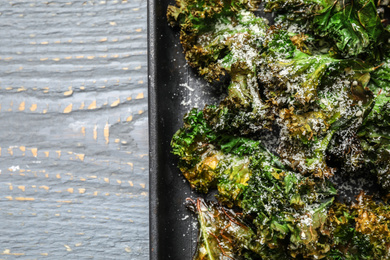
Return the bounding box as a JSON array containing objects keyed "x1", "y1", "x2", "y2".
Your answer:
[
  {"x1": 369, "y1": 53, "x2": 390, "y2": 92},
  {"x1": 241, "y1": 152, "x2": 337, "y2": 258},
  {"x1": 313, "y1": 0, "x2": 387, "y2": 58},
  {"x1": 322, "y1": 194, "x2": 390, "y2": 259},
  {"x1": 216, "y1": 138, "x2": 288, "y2": 207},
  {"x1": 202, "y1": 90, "x2": 274, "y2": 137},
  {"x1": 266, "y1": 0, "x2": 389, "y2": 58},
  {"x1": 167, "y1": 0, "x2": 262, "y2": 28},
  {"x1": 352, "y1": 192, "x2": 390, "y2": 259},
  {"x1": 171, "y1": 109, "x2": 220, "y2": 193},
  {"x1": 186, "y1": 198, "x2": 263, "y2": 260},
  {"x1": 167, "y1": 0, "x2": 264, "y2": 81},
  {"x1": 188, "y1": 198, "x2": 299, "y2": 260},
  {"x1": 326, "y1": 202, "x2": 375, "y2": 259},
  {"x1": 259, "y1": 29, "x2": 376, "y2": 109},
  {"x1": 358, "y1": 99, "x2": 390, "y2": 191},
  {"x1": 264, "y1": 0, "x2": 331, "y2": 25},
  {"x1": 171, "y1": 108, "x2": 269, "y2": 198},
  {"x1": 258, "y1": 28, "x2": 333, "y2": 108},
  {"x1": 257, "y1": 28, "x2": 380, "y2": 177}
]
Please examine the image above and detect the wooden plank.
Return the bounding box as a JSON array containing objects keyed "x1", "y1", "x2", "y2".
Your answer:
[{"x1": 0, "y1": 0, "x2": 148, "y2": 258}]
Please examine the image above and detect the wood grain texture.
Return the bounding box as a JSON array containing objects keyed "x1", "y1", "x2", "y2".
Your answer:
[{"x1": 0, "y1": 0, "x2": 148, "y2": 259}]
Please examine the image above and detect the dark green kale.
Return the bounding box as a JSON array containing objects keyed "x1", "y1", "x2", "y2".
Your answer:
[
  {"x1": 168, "y1": 0, "x2": 390, "y2": 259},
  {"x1": 369, "y1": 50, "x2": 390, "y2": 91},
  {"x1": 186, "y1": 198, "x2": 263, "y2": 259},
  {"x1": 172, "y1": 109, "x2": 340, "y2": 259},
  {"x1": 167, "y1": 0, "x2": 263, "y2": 81},
  {"x1": 241, "y1": 153, "x2": 337, "y2": 258},
  {"x1": 264, "y1": 0, "x2": 331, "y2": 24},
  {"x1": 352, "y1": 192, "x2": 390, "y2": 259},
  {"x1": 326, "y1": 201, "x2": 375, "y2": 259},
  {"x1": 171, "y1": 108, "x2": 269, "y2": 198},
  {"x1": 172, "y1": 108, "x2": 276, "y2": 203},
  {"x1": 256, "y1": 26, "x2": 380, "y2": 178},
  {"x1": 313, "y1": 0, "x2": 387, "y2": 58},
  {"x1": 171, "y1": 109, "x2": 220, "y2": 193},
  {"x1": 265, "y1": 0, "x2": 389, "y2": 59},
  {"x1": 326, "y1": 193, "x2": 390, "y2": 259},
  {"x1": 358, "y1": 99, "x2": 390, "y2": 191}
]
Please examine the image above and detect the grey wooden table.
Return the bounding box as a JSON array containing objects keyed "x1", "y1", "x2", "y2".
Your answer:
[{"x1": 0, "y1": 0, "x2": 148, "y2": 259}]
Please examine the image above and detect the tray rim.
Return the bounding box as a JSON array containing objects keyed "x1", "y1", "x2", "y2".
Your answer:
[{"x1": 147, "y1": 0, "x2": 159, "y2": 258}]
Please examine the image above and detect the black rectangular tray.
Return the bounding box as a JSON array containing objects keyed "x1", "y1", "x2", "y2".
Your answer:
[{"x1": 148, "y1": 0, "x2": 217, "y2": 259}]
